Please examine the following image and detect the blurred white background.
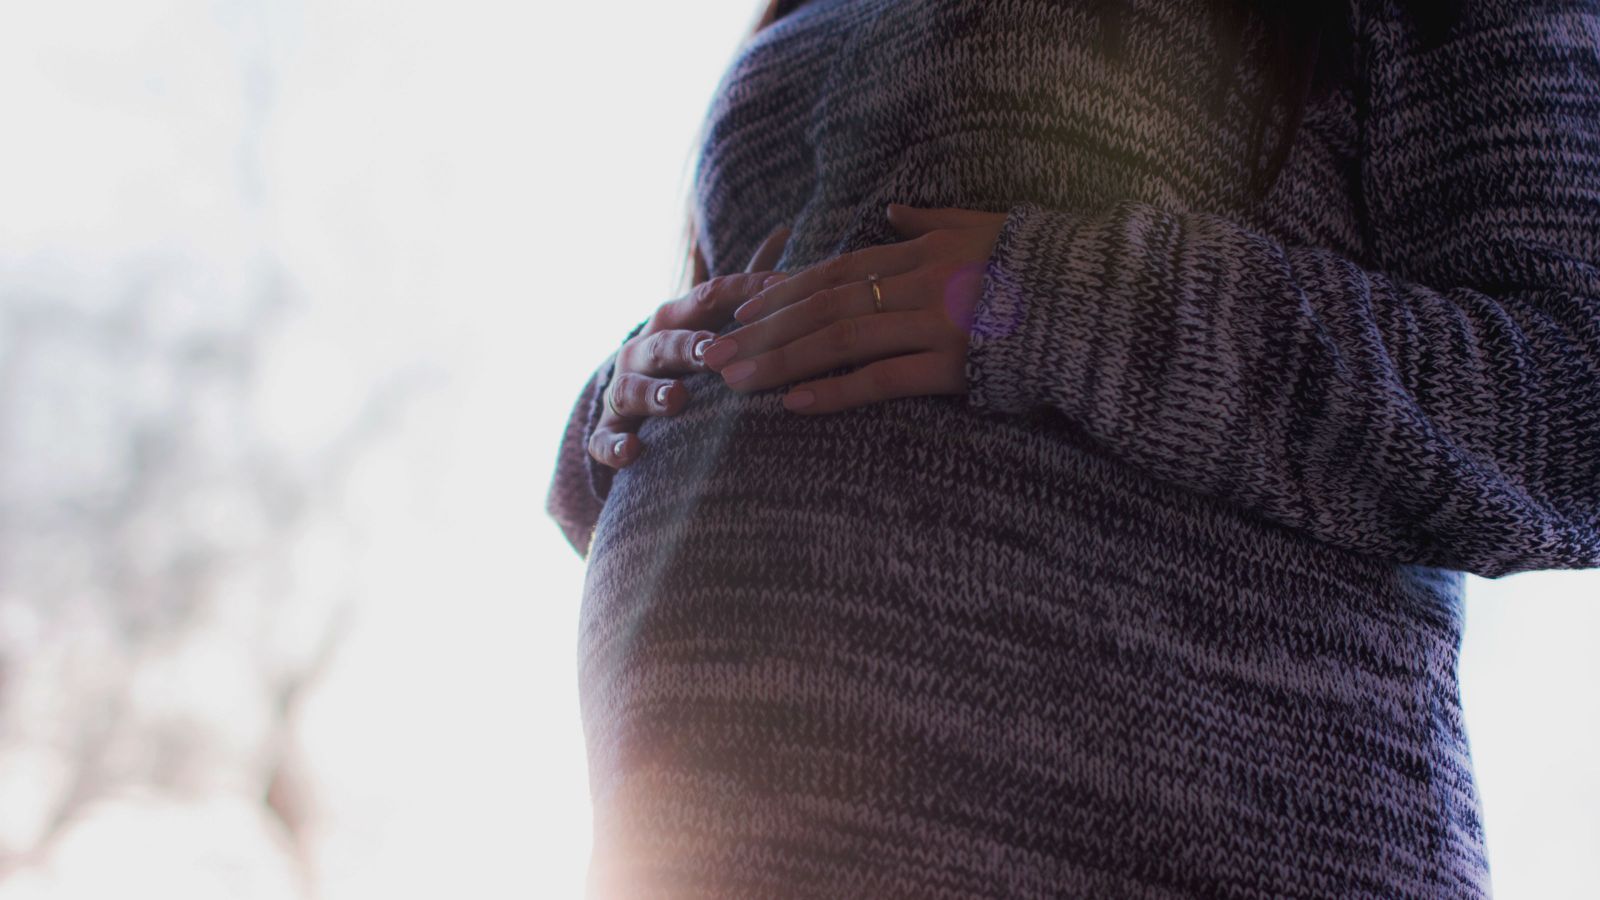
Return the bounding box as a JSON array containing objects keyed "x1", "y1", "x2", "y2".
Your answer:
[{"x1": 0, "y1": 1, "x2": 1593, "y2": 898}]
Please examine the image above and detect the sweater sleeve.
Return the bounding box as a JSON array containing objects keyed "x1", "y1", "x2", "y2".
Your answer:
[
  {"x1": 962, "y1": 1, "x2": 1600, "y2": 579},
  {"x1": 546, "y1": 317, "x2": 650, "y2": 558}
]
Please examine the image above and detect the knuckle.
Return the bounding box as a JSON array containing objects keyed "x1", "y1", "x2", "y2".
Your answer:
[
  {"x1": 668, "y1": 330, "x2": 691, "y2": 367},
  {"x1": 704, "y1": 275, "x2": 739, "y2": 305},
  {"x1": 673, "y1": 285, "x2": 706, "y2": 320},
  {"x1": 608, "y1": 373, "x2": 631, "y2": 411},
  {"x1": 644, "y1": 332, "x2": 668, "y2": 370},
  {"x1": 689, "y1": 279, "x2": 713, "y2": 304},
  {"x1": 630, "y1": 371, "x2": 651, "y2": 401}
]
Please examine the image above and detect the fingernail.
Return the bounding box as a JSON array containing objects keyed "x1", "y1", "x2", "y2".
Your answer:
[
  {"x1": 703, "y1": 339, "x2": 738, "y2": 368},
  {"x1": 655, "y1": 384, "x2": 671, "y2": 407},
  {"x1": 783, "y1": 390, "x2": 814, "y2": 410},
  {"x1": 733, "y1": 300, "x2": 759, "y2": 323},
  {"x1": 763, "y1": 273, "x2": 788, "y2": 289},
  {"x1": 613, "y1": 437, "x2": 628, "y2": 457},
  {"x1": 692, "y1": 337, "x2": 711, "y2": 363},
  {"x1": 722, "y1": 359, "x2": 756, "y2": 385}
]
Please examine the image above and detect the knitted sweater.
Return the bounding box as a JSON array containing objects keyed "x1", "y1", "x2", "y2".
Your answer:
[{"x1": 545, "y1": 0, "x2": 1600, "y2": 895}]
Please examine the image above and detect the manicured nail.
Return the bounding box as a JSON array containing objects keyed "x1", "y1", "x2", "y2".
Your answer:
[
  {"x1": 783, "y1": 390, "x2": 814, "y2": 410},
  {"x1": 692, "y1": 338, "x2": 711, "y2": 363},
  {"x1": 613, "y1": 437, "x2": 628, "y2": 457},
  {"x1": 703, "y1": 339, "x2": 738, "y2": 368},
  {"x1": 655, "y1": 384, "x2": 671, "y2": 407},
  {"x1": 722, "y1": 359, "x2": 756, "y2": 385},
  {"x1": 733, "y1": 300, "x2": 759, "y2": 323},
  {"x1": 763, "y1": 273, "x2": 788, "y2": 289}
]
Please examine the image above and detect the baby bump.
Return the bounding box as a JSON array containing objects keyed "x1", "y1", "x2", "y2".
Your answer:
[
  {"x1": 578, "y1": 372, "x2": 1106, "y2": 724},
  {"x1": 574, "y1": 371, "x2": 1461, "y2": 893},
  {"x1": 578, "y1": 376, "x2": 1103, "y2": 889},
  {"x1": 577, "y1": 365, "x2": 1345, "y2": 759}
]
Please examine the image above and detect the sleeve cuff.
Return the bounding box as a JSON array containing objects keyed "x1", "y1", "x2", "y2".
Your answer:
[{"x1": 965, "y1": 201, "x2": 1096, "y2": 420}]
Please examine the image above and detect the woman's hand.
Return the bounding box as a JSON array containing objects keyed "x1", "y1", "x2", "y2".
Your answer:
[
  {"x1": 588, "y1": 224, "x2": 791, "y2": 470},
  {"x1": 699, "y1": 204, "x2": 1007, "y2": 414}
]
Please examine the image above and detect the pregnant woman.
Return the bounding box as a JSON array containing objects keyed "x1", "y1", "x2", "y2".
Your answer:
[{"x1": 546, "y1": 0, "x2": 1600, "y2": 895}]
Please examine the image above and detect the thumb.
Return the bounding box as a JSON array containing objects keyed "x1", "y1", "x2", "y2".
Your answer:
[{"x1": 886, "y1": 203, "x2": 994, "y2": 237}]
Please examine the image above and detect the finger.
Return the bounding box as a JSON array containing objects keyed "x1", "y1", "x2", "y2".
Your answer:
[
  {"x1": 780, "y1": 350, "x2": 964, "y2": 414},
  {"x1": 654, "y1": 271, "x2": 785, "y2": 332},
  {"x1": 718, "y1": 310, "x2": 946, "y2": 395},
  {"x1": 732, "y1": 239, "x2": 922, "y2": 324},
  {"x1": 588, "y1": 427, "x2": 638, "y2": 469},
  {"x1": 647, "y1": 224, "x2": 790, "y2": 335},
  {"x1": 745, "y1": 223, "x2": 791, "y2": 273},
  {"x1": 885, "y1": 203, "x2": 1002, "y2": 237},
  {"x1": 622, "y1": 328, "x2": 721, "y2": 377},
  {"x1": 607, "y1": 371, "x2": 688, "y2": 417},
  {"x1": 704, "y1": 269, "x2": 920, "y2": 369}
]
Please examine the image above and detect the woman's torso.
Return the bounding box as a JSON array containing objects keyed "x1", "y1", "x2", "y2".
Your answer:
[{"x1": 580, "y1": 1, "x2": 1484, "y2": 895}]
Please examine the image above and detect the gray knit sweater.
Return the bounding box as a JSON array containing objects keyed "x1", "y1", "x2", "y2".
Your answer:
[{"x1": 546, "y1": 0, "x2": 1600, "y2": 895}]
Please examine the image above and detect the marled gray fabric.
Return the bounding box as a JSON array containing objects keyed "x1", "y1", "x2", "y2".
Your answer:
[{"x1": 546, "y1": 0, "x2": 1600, "y2": 895}]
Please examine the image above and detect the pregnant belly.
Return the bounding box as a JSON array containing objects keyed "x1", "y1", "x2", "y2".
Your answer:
[
  {"x1": 580, "y1": 375, "x2": 1107, "y2": 720},
  {"x1": 574, "y1": 370, "x2": 1468, "y2": 895}
]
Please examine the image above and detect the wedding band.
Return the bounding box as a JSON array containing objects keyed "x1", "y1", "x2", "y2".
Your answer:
[
  {"x1": 605, "y1": 381, "x2": 623, "y2": 417},
  {"x1": 867, "y1": 272, "x2": 884, "y2": 313}
]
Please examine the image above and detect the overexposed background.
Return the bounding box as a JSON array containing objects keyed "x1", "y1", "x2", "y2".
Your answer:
[{"x1": 0, "y1": 1, "x2": 1593, "y2": 897}]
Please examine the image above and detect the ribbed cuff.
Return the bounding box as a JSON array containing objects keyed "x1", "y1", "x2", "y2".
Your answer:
[{"x1": 965, "y1": 202, "x2": 1093, "y2": 420}]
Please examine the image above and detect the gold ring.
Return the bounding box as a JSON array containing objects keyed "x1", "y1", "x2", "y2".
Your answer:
[{"x1": 867, "y1": 272, "x2": 884, "y2": 313}]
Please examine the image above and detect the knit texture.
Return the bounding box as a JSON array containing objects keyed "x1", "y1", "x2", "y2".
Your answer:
[{"x1": 546, "y1": 0, "x2": 1600, "y2": 895}]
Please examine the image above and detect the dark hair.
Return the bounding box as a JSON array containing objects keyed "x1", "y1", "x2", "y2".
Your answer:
[{"x1": 681, "y1": 0, "x2": 1462, "y2": 288}]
